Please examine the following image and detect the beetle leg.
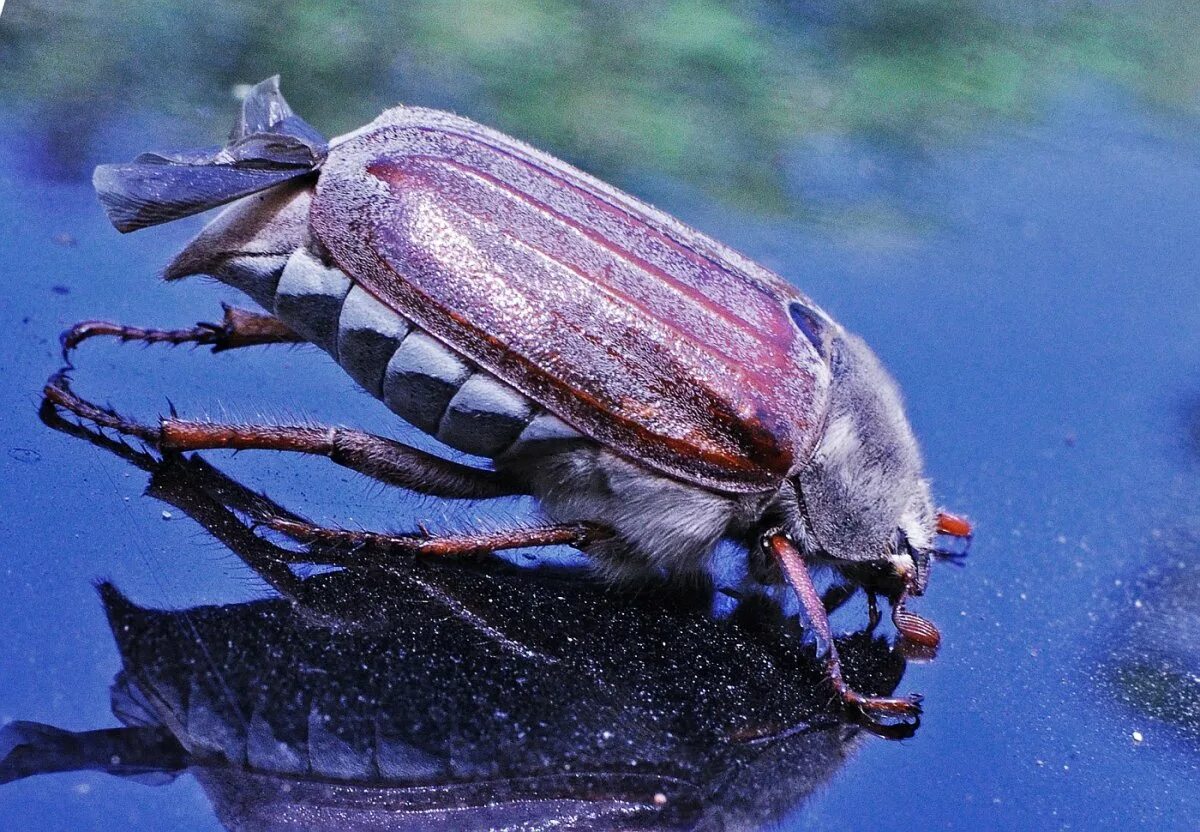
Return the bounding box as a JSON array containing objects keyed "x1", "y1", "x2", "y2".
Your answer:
[
  {"x1": 42, "y1": 371, "x2": 519, "y2": 499},
  {"x1": 40, "y1": 393, "x2": 603, "y2": 578},
  {"x1": 156, "y1": 420, "x2": 522, "y2": 499},
  {"x1": 42, "y1": 370, "x2": 163, "y2": 446},
  {"x1": 60, "y1": 305, "x2": 304, "y2": 362},
  {"x1": 865, "y1": 591, "x2": 882, "y2": 632},
  {"x1": 150, "y1": 451, "x2": 600, "y2": 563},
  {"x1": 763, "y1": 531, "x2": 923, "y2": 719},
  {"x1": 39, "y1": 397, "x2": 311, "y2": 596},
  {"x1": 249, "y1": 515, "x2": 604, "y2": 561}
]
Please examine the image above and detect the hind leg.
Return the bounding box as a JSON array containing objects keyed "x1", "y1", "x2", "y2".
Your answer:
[
  {"x1": 39, "y1": 404, "x2": 601, "y2": 603},
  {"x1": 52, "y1": 308, "x2": 517, "y2": 498},
  {"x1": 60, "y1": 304, "x2": 303, "y2": 361},
  {"x1": 41, "y1": 378, "x2": 603, "y2": 572},
  {"x1": 43, "y1": 371, "x2": 517, "y2": 499},
  {"x1": 45, "y1": 313, "x2": 604, "y2": 558}
]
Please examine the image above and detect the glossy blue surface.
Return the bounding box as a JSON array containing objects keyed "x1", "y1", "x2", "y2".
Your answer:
[{"x1": 2, "y1": 5, "x2": 1199, "y2": 829}]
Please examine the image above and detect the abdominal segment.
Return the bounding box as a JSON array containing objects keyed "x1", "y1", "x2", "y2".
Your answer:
[{"x1": 222, "y1": 244, "x2": 580, "y2": 459}]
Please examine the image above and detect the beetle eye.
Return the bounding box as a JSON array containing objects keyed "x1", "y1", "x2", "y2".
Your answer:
[{"x1": 788, "y1": 301, "x2": 827, "y2": 354}]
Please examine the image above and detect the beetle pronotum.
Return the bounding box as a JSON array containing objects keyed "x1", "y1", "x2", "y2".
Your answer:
[{"x1": 46, "y1": 77, "x2": 970, "y2": 719}]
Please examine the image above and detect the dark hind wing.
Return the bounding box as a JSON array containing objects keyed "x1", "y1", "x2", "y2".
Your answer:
[
  {"x1": 92, "y1": 162, "x2": 316, "y2": 234},
  {"x1": 94, "y1": 76, "x2": 328, "y2": 233}
]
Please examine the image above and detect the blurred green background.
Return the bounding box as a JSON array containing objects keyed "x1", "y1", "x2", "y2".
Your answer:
[{"x1": 4, "y1": 0, "x2": 1198, "y2": 226}]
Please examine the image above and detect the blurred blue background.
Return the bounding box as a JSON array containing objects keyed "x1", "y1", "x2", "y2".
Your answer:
[{"x1": 1, "y1": 1, "x2": 1199, "y2": 829}]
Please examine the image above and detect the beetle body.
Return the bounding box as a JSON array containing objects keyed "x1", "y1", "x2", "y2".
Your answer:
[
  {"x1": 152, "y1": 96, "x2": 927, "y2": 581},
  {"x1": 77, "y1": 78, "x2": 970, "y2": 717}
]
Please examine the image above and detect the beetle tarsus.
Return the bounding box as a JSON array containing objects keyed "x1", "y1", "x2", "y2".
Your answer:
[
  {"x1": 42, "y1": 371, "x2": 162, "y2": 446},
  {"x1": 44, "y1": 329, "x2": 521, "y2": 500},
  {"x1": 38, "y1": 396, "x2": 160, "y2": 473},
  {"x1": 834, "y1": 673, "x2": 924, "y2": 718},
  {"x1": 58, "y1": 306, "x2": 303, "y2": 362}
]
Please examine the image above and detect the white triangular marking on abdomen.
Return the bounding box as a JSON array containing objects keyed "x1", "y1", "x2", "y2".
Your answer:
[
  {"x1": 337, "y1": 284, "x2": 412, "y2": 396},
  {"x1": 382, "y1": 330, "x2": 472, "y2": 434},
  {"x1": 436, "y1": 372, "x2": 534, "y2": 457},
  {"x1": 274, "y1": 248, "x2": 352, "y2": 357}
]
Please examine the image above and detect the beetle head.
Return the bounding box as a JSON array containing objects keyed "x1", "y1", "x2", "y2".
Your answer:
[{"x1": 789, "y1": 329, "x2": 936, "y2": 599}]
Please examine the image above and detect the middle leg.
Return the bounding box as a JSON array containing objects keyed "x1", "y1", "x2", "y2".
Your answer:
[{"x1": 251, "y1": 515, "x2": 603, "y2": 561}]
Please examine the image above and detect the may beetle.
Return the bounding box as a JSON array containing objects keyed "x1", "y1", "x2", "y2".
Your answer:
[{"x1": 46, "y1": 77, "x2": 971, "y2": 719}]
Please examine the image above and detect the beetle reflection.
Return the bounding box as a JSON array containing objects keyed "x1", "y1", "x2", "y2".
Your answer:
[{"x1": 2, "y1": 412, "x2": 916, "y2": 829}]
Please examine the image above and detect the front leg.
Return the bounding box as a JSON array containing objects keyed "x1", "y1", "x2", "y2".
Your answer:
[{"x1": 763, "y1": 531, "x2": 923, "y2": 720}]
